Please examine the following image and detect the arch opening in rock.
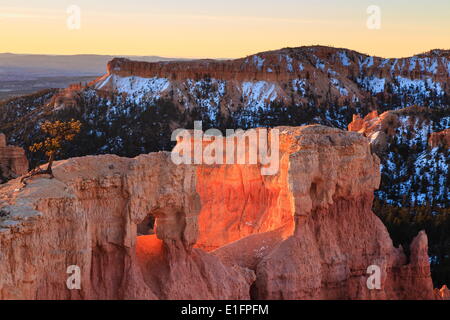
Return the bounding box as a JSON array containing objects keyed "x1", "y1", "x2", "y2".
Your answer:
[
  {"x1": 137, "y1": 213, "x2": 156, "y2": 236},
  {"x1": 135, "y1": 211, "x2": 166, "y2": 296}
]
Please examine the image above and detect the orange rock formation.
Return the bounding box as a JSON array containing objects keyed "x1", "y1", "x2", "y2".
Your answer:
[
  {"x1": 348, "y1": 110, "x2": 401, "y2": 154},
  {"x1": 435, "y1": 285, "x2": 450, "y2": 300},
  {"x1": 428, "y1": 129, "x2": 450, "y2": 149},
  {"x1": 0, "y1": 133, "x2": 29, "y2": 182},
  {"x1": 0, "y1": 125, "x2": 436, "y2": 299}
]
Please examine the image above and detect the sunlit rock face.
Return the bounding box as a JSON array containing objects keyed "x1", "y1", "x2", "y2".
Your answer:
[
  {"x1": 209, "y1": 126, "x2": 435, "y2": 300},
  {"x1": 435, "y1": 285, "x2": 450, "y2": 300},
  {"x1": 428, "y1": 129, "x2": 450, "y2": 149},
  {"x1": 0, "y1": 152, "x2": 252, "y2": 300},
  {"x1": 0, "y1": 133, "x2": 29, "y2": 183},
  {"x1": 349, "y1": 108, "x2": 450, "y2": 153},
  {"x1": 348, "y1": 110, "x2": 401, "y2": 154},
  {"x1": 0, "y1": 125, "x2": 436, "y2": 300}
]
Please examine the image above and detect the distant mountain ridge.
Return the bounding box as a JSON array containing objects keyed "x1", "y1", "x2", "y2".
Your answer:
[
  {"x1": 76, "y1": 45, "x2": 450, "y2": 122},
  {"x1": 0, "y1": 53, "x2": 180, "y2": 76}
]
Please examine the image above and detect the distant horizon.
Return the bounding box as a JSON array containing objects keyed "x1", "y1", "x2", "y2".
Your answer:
[
  {"x1": 0, "y1": 52, "x2": 185, "y2": 59},
  {"x1": 2, "y1": 45, "x2": 450, "y2": 61}
]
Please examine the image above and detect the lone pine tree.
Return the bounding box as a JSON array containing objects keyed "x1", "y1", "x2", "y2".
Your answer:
[{"x1": 23, "y1": 120, "x2": 82, "y2": 181}]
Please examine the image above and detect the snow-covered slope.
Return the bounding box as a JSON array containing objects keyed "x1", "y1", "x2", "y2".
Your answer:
[
  {"x1": 73, "y1": 46, "x2": 450, "y2": 116},
  {"x1": 349, "y1": 107, "x2": 449, "y2": 207}
]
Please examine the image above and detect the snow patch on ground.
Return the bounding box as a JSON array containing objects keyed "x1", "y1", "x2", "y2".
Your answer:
[
  {"x1": 393, "y1": 76, "x2": 444, "y2": 97},
  {"x1": 95, "y1": 75, "x2": 170, "y2": 104},
  {"x1": 359, "y1": 56, "x2": 374, "y2": 69},
  {"x1": 241, "y1": 81, "x2": 278, "y2": 111},
  {"x1": 253, "y1": 55, "x2": 265, "y2": 71},
  {"x1": 427, "y1": 58, "x2": 438, "y2": 74},
  {"x1": 314, "y1": 56, "x2": 326, "y2": 71},
  {"x1": 183, "y1": 79, "x2": 227, "y2": 122},
  {"x1": 330, "y1": 78, "x2": 348, "y2": 96},
  {"x1": 445, "y1": 58, "x2": 450, "y2": 75},
  {"x1": 338, "y1": 51, "x2": 351, "y2": 66},
  {"x1": 378, "y1": 115, "x2": 450, "y2": 205},
  {"x1": 357, "y1": 76, "x2": 386, "y2": 94},
  {"x1": 379, "y1": 59, "x2": 390, "y2": 68},
  {"x1": 390, "y1": 59, "x2": 398, "y2": 73},
  {"x1": 292, "y1": 79, "x2": 306, "y2": 96},
  {"x1": 285, "y1": 55, "x2": 294, "y2": 72},
  {"x1": 409, "y1": 57, "x2": 417, "y2": 71}
]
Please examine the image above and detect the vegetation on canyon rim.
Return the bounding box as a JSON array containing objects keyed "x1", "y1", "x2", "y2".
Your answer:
[{"x1": 22, "y1": 119, "x2": 81, "y2": 182}]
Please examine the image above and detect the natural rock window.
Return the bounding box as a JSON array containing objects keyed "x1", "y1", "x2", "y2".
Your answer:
[{"x1": 137, "y1": 214, "x2": 156, "y2": 236}]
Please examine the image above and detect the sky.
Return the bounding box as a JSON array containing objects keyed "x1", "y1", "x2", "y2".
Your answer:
[{"x1": 0, "y1": 0, "x2": 449, "y2": 59}]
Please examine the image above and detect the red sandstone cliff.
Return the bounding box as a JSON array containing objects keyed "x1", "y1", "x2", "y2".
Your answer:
[
  {"x1": 429, "y1": 129, "x2": 450, "y2": 149},
  {"x1": 348, "y1": 108, "x2": 450, "y2": 154},
  {"x1": 103, "y1": 47, "x2": 450, "y2": 83},
  {"x1": 0, "y1": 125, "x2": 436, "y2": 299},
  {"x1": 435, "y1": 285, "x2": 450, "y2": 299},
  {"x1": 0, "y1": 133, "x2": 29, "y2": 183},
  {"x1": 348, "y1": 110, "x2": 401, "y2": 154}
]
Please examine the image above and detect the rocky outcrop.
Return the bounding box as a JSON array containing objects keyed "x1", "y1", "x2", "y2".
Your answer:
[
  {"x1": 0, "y1": 133, "x2": 28, "y2": 183},
  {"x1": 349, "y1": 106, "x2": 449, "y2": 209},
  {"x1": 349, "y1": 107, "x2": 450, "y2": 153},
  {"x1": 428, "y1": 129, "x2": 450, "y2": 149},
  {"x1": 49, "y1": 84, "x2": 84, "y2": 111},
  {"x1": 0, "y1": 125, "x2": 436, "y2": 300},
  {"x1": 0, "y1": 152, "x2": 255, "y2": 300},
  {"x1": 348, "y1": 110, "x2": 400, "y2": 154},
  {"x1": 208, "y1": 126, "x2": 434, "y2": 300},
  {"x1": 435, "y1": 285, "x2": 450, "y2": 300}
]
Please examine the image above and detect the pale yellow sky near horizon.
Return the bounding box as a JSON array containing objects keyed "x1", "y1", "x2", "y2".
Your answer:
[{"x1": 0, "y1": 1, "x2": 449, "y2": 59}]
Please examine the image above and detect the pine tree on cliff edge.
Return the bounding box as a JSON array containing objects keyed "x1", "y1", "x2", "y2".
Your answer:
[{"x1": 21, "y1": 120, "x2": 81, "y2": 183}]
